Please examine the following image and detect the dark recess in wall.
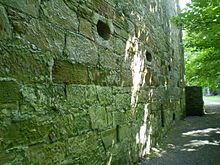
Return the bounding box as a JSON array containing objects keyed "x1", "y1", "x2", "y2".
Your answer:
[
  {"x1": 146, "y1": 51, "x2": 152, "y2": 62},
  {"x1": 97, "y1": 20, "x2": 111, "y2": 40}
]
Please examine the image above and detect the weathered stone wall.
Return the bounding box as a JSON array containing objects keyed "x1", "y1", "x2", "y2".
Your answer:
[
  {"x1": 186, "y1": 86, "x2": 204, "y2": 116},
  {"x1": 0, "y1": 0, "x2": 185, "y2": 164}
]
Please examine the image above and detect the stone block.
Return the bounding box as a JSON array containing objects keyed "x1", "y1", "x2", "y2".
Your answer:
[
  {"x1": 51, "y1": 112, "x2": 91, "y2": 141},
  {"x1": 114, "y1": 26, "x2": 129, "y2": 39},
  {"x1": 120, "y1": 68, "x2": 133, "y2": 87},
  {"x1": 107, "y1": 141, "x2": 132, "y2": 165},
  {"x1": 113, "y1": 111, "x2": 126, "y2": 126},
  {"x1": 88, "y1": 105, "x2": 108, "y2": 129},
  {"x1": 53, "y1": 114, "x2": 77, "y2": 139},
  {"x1": 26, "y1": 142, "x2": 65, "y2": 164},
  {"x1": 118, "y1": 124, "x2": 132, "y2": 142},
  {"x1": 79, "y1": 17, "x2": 93, "y2": 39},
  {"x1": 66, "y1": 85, "x2": 97, "y2": 107},
  {"x1": 138, "y1": 89, "x2": 151, "y2": 103},
  {"x1": 7, "y1": 8, "x2": 30, "y2": 34},
  {"x1": 0, "y1": 148, "x2": 26, "y2": 164},
  {"x1": 96, "y1": 86, "x2": 113, "y2": 105},
  {"x1": 77, "y1": 4, "x2": 94, "y2": 20},
  {"x1": 67, "y1": 132, "x2": 105, "y2": 164},
  {"x1": 41, "y1": 0, "x2": 79, "y2": 31},
  {"x1": 113, "y1": 86, "x2": 131, "y2": 94},
  {"x1": 0, "y1": 5, "x2": 12, "y2": 40},
  {"x1": 115, "y1": 93, "x2": 131, "y2": 110},
  {"x1": 0, "y1": 102, "x2": 19, "y2": 119},
  {"x1": 73, "y1": 115, "x2": 91, "y2": 134},
  {"x1": 25, "y1": 19, "x2": 65, "y2": 57},
  {"x1": 0, "y1": 81, "x2": 21, "y2": 103},
  {"x1": 0, "y1": 0, "x2": 40, "y2": 17},
  {"x1": 0, "y1": 116, "x2": 53, "y2": 150},
  {"x1": 106, "y1": 105, "x2": 116, "y2": 112},
  {"x1": 105, "y1": 70, "x2": 121, "y2": 86},
  {"x1": 0, "y1": 48, "x2": 51, "y2": 82},
  {"x1": 99, "y1": 47, "x2": 120, "y2": 70},
  {"x1": 143, "y1": 67, "x2": 152, "y2": 86},
  {"x1": 85, "y1": 85, "x2": 98, "y2": 105},
  {"x1": 113, "y1": 38, "x2": 126, "y2": 55},
  {"x1": 151, "y1": 73, "x2": 160, "y2": 87},
  {"x1": 101, "y1": 128, "x2": 117, "y2": 149},
  {"x1": 0, "y1": 151, "x2": 16, "y2": 164},
  {"x1": 52, "y1": 60, "x2": 88, "y2": 84},
  {"x1": 89, "y1": 0, "x2": 114, "y2": 17},
  {"x1": 65, "y1": 33, "x2": 98, "y2": 66},
  {"x1": 66, "y1": 85, "x2": 86, "y2": 107},
  {"x1": 62, "y1": 0, "x2": 79, "y2": 11},
  {"x1": 135, "y1": 104, "x2": 145, "y2": 121},
  {"x1": 88, "y1": 67, "x2": 109, "y2": 85}
]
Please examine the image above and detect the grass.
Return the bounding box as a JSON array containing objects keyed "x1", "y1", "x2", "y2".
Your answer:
[{"x1": 203, "y1": 96, "x2": 220, "y2": 101}]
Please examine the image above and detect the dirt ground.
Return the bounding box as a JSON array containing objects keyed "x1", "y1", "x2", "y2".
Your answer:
[{"x1": 140, "y1": 99, "x2": 220, "y2": 165}]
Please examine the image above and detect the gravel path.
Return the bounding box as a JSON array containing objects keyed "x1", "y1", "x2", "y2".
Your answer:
[{"x1": 140, "y1": 99, "x2": 220, "y2": 165}]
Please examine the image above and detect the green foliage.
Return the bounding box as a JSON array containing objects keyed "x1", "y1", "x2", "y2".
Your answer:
[{"x1": 172, "y1": 0, "x2": 220, "y2": 88}]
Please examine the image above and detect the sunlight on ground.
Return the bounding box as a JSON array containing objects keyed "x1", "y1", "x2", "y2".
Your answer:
[
  {"x1": 184, "y1": 139, "x2": 220, "y2": 147},
  {"x1": 180, "y1": 127, "x2": 220, "y2": 152},
  {"x1": 180, "y1": 148, "x2": 197, "y2": 152},
  {"x1": 182, "y1": 128, "x2": 220, "y2": 137}
]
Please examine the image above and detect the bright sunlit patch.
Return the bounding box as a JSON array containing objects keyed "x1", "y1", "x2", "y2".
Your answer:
[
  {"x1": 136, "y1": 104, "x2": 149, "y2": 144},
  {"x1": 179, "y1": 0, "x2": 191, "y2": 9},
  {"x1": 182, "y1": 128, "x2": 220, "y2": 137},
  {"x1": 167, "y1": 144, "x2": 176, "y2": 149},
  {"x1": 184, "y1": 140, "x2": 220, "y2": 147},
  {"x1": 180, "y1": 148, "x2": 196, "y2": 152},
  {"x1": 145, "y1": 133, "x2": 151, "y2": 155},
  {"x1": 107, "y1": 154, "x2": 112, "y2": 165},
  {"x1": 136, "y1": 104, "x2": 151, "y2": 156},
  {"x1": 124, "y1": 13, "x2": 153, "y2": 157}
]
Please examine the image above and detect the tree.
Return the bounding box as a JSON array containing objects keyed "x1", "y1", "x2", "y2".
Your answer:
[{"x1": 172, "y1": 0, "x2": 220, "y2": 88}]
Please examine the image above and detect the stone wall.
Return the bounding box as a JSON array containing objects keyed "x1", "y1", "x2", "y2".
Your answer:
[
  {"x1": 0, "y1": 0, "x2": 185, "y2": 164},
  {"x1": 186, "y1": 86, "x2": 204, "y2": 116}
]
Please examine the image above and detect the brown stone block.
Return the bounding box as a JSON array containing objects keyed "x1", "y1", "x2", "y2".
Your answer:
[{"x1": 52, "y1": 60, "x2": 88, "y2": 84}]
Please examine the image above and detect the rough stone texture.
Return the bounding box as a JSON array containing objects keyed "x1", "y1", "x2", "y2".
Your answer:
[
  {"x1": 185, "y1": 86, "x2": 204, "y2": 116},
  {"x1": 0, "y1": 0, "x2": 185, "y2": 164},
  {"x1": 0, "y1": 5, "x2": 11, "y2": 40},
  {"x1": 0, "y1": 0, "x2": 40, "y2": 17}
]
